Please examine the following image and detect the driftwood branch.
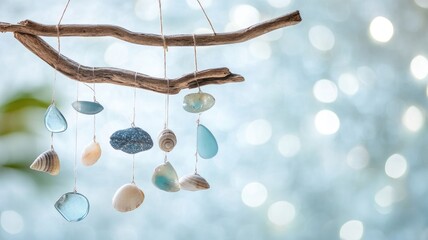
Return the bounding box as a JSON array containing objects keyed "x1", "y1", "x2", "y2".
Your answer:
[
  {"x1": 1, "y1": 11, "x2": 301, "y2": 46},
  {"x1": 14, "y1": 33, "x2": 244, "y2": 94}
]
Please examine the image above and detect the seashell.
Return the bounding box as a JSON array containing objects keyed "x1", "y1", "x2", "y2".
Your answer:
[
  {"x1": 72, "y1": 101, "x2": 104, "y2": 115},
  {"x1": 81, "y1": 141, "x2": 101, "y2": 166},
  {"x1": 152, "y1": 162, "x2": 180, "y2": 192},
  {"x1": 183, "y1": 92, "x2": 215, "y2": 113},
  {"x1": 30, "y1": 149, "x2": 60, "y2": 175},
  {"x1": 55, "y1": 192, "x2": 90, "y2": 222},
  {"x1": 197, "y1": 124, "x2": 218, "y2": 159},
  {"x1": 44, "y1": 103, "x2": 67, "y2": 133},
  {"x1": 179, "y1": 173, "x2": 210, "y2": 191},
  {"x1": 110, "y1": 127, "x2": 153, "y2": 154},
  {"x1": 158, "y1": 129, "x2": 177, "y2": 152},
  {"x1": 112, "y1": 183, "x2": 145, "y2": 212}
]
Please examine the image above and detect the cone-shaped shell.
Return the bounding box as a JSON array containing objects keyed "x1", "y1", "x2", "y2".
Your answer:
[
  {"x1": 179, "y1": 173, "x2": 210, "y2": 191},
  {"x1": 72, "y1": 101, "x2": 104, "y2": 115},
  {"x1": 81, "y1": 141, "x2": 101, "y2": 166},
  {"x1": 183, "y1": 92, "x2": 215, "y2": 113},
  {"x1": 30, "y1": 149, "x2": 60, "y2": 175},
  {"x1": 112, "y1": 183, "x2": 145, "y2": 212},
  {"x1": 158, "y1": 129, "x2": 177, "y2": 152},
  {"x1": 152, "y1": 162, "x2": 180, "y2": 192}
]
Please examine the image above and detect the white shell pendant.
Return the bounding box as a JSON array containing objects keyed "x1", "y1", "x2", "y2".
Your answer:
[
  {"x1": 81, "y1": 141, "x2": 101, "y2": 166},
  {"x1": 179, "y1": 173, "x2": 210, "y2": 191},
  {"x1": 30, "y1": 149, "x2": 60, "y2": 175},
  {"x1": 158, "y1": 129, "x2": 177, "y2": 152},
  {"x1": 112, "y1": 183, "x2": 145, "y2": 212}
]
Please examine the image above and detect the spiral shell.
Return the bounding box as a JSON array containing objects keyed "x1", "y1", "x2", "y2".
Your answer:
[
  {"x1": 158, "y1": 129, "x2": 177, "y2": 152},
  {"x1": 179, "y1": 173, "x2": 210, "y2": 191},
  {"x1": 30, "y1": 149, "x2": 60, "y2": 175}
]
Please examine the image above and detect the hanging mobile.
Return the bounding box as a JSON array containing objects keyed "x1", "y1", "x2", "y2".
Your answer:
[
  {"x1": 151, "y1": 0, "x2": 180, "y2": 193},
  {"x1": 111, "y1": 73, "x2": 148, "y2": 212}
]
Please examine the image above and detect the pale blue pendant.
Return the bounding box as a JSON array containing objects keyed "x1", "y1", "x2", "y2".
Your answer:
[
  {"x1": 110, "y1": 127, "x2": 153, "y2": 154},
  {"x1": 197, "y1": 124, "x2": 218, "y2": 159},
  {"x1": 55, "y1": 192, "x2": 90, "y2": 222},
  {"x1": 152, "y1": 162, "x2": 180, "y2": 192},
  {"x1": 72, "y1": 101, "x2": 104, "y2": 115},
  {"x1": 44, "y1": 103, "x2": 67, "y2": 133},
  {"x1": 183, "y1": 92, "x2": 215, "y2": 113}
]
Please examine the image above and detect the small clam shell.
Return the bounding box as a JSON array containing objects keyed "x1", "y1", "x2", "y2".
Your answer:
[
  {"x1": 81, "y1": 141, "x2": 101, "y2": 166},
  {"x1": 112, "y1": 183, "x2": 145, "y2": 212},
  {"x1": 30, "y1": 149, "x2": 60, "y2": 175},
  {"x1": 179, "y1": 173, "x2": 210, "y2": 191},
  {"x1": 158, "y1": 129, "x2": 177, "y2": 152}
]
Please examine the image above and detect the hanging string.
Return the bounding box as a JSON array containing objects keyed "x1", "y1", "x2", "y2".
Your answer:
[
  {"x1": 92, "y1": 69, "x2": 97, "y2": 141},
  {"x1": 195, "y1": 0, "x2": 216, "y2": 35},
  {"x1": 193, "y1": 34, "x2": 201, "y2": 92},
  {"x1": 132, "y1": 72, "x2": 138, "y2": 127},
  {"x1": 73, "y1": 80, "x2": 79, "y2": 192},
  {"x1": 132, "y1": 154, "x2": 136, "y2": 184},
  {"x1": 194, "y1": 113, "x2": 201, "y2": 174}
]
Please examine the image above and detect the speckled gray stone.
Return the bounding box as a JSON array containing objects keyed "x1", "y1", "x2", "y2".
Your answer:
[{"x1": 110, "y1": 127, "x2": 153, "y2": 154}]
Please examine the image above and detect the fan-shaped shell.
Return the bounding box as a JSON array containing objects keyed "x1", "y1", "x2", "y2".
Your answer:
[
  {"x1": 158, "y1": 129, "x2": 177, "y2": 152},
  {"x1": 179, "y1": 173, "x2": 210, "y2": 191},
  {"x1": 30, "y1": 149, "x2": 60, "y2": 175},
  {"x1": 81, "y1": 141, "x2": 101, "y2": 166},
  {"x1": 112, "y1": 183, "x2": 145, "y2": 212}
]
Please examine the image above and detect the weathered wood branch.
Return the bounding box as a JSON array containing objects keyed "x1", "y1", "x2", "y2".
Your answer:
[
  {"x1": 14, "y1": 33, "x2": 244, "y2": 94},
  {"x1": 1, "y1": 11, "x2": 301, "y2": 46}
]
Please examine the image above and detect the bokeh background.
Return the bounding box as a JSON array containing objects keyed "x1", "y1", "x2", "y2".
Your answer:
[{"x1": 1, "y1": 0, "x2": 428, "y2": 239}]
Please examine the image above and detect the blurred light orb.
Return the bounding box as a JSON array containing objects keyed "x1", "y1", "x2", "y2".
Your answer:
[
  {"x1": 309, "y1": 25, "x2": 335, "y2": 51},
  {"x1": 340, "y1": 220, "x2": 364, "y2": 240},
  {"x1": 415, "y1": 0, "x2": 428, "y2": 8},
  {"x1": 313, "y1": 79, "x2": 338, "y2": 103},
  {"x1": 375, "y1": 185, "x2": 395, "y2": 208},
  {"x1": 338, "y1": 73, "x2": 359, "y2": 96},
  {"x1": 245, "y1": 119, "x2": 272, "y2": 145},
  {"x1": 369, "y1": 16, "x2": 394, "y2": 43},
  {"x1": 268, "y1": 201, "x2": 296, "y2": 226},
  {"x1": 186, "y1": 0, "x2": 212, "y2": 9},
  {"x1": 346, "y1": 145, "x2": 370, "y2": 170},
  {"x1": 314, "y1": 110, "x2": 340, "y2": 135},
  {"x1": 230, "y1": 5, "x2": 260, "y2": 29},
  {"x1": 410, "y1": 55, "x2": 428, "y2": 80},
  {"x1": 241, "y1": 182, "x2": 268, "y2": 207},
  {"x1": 267, "y1": 0, "x2": 292, "y2": 8},
  {"x1": 1, "y1": 210, "x2": 24, "y2": 235},
  {"x1": 402, "y1": 105, "x2": 424, "y2": 132},
  {"x1": 104, "y1": 43, "x2": 129, "y2": 67},
  {"x1": 249, "y1": 41, "x2": 272, "y2": 60},
  {"x1": 278, "y1": 134, "x2": 301, "y2": 158},
  {"x1": 385, "y1": 154, "x2": 407, "y2": 179}
]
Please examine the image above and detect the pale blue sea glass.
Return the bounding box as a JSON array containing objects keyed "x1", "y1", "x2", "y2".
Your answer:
[
  {"x1": 55, "y1": 192, "x2": 90, "y2": 222},
  {"x1": 183, "y1": 92, "x2": 215, "y2": 113},
  {"x1": 110, "y1": 127, "x2": 153, "y2": 154},
  {"x1": 152, "y1": 162, "x2": 180, "y2": 192},
  {"x1": 72, "y1": 101, "x2": 104, "y2": 115},
  {"x1": 197, "y1": 124, "x2": 218, "y2": 159},
  {"x1": 44, "y1": 104, "x2": 67, "y2": 133}
]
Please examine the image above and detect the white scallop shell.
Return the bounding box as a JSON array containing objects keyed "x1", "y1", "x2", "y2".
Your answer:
[
  {"x1": 179, "y1": 173, "x2": 210, "y2": 191},
  {"x1": 112, "y1": 183, "x2": 145, "y2": 212},
  {"x1": 158, "y1": 129, "x2": 177, "y2": 152},
  {"x1": 30, "y1": 149, "x2": 60, "y2": 175},
  {"x1": 81, "y1": 141, "x2": 101, "y2": 166}
]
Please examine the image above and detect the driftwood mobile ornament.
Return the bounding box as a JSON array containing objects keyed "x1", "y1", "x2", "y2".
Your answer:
[{"x1": 0, "y1": 0, "x2": 301, "y2": 222}]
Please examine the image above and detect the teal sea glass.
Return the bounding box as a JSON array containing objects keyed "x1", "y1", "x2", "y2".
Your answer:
[
  {"x1": 152, "y1": 162, "x2": 180, "y2": 192},
  {"x1": 55, "y1": 192, "x2": 90, "y2": 222},
  {"x1": 197, "y1": 124, "x2": 218, "y2": 159},
  {"x1": 183, "y1": 92, "x2": 215, "y2": 113},
  {"x1": 44, "y1": 104, "x2": 68, "y2": 133},
  {"x1": 72, "y1": 101, "x2": 104, "y2": 115}
]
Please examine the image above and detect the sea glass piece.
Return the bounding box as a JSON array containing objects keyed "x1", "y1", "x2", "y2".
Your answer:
[
  {"x1": 110, "y1": 127, "x2": 153, "y2": 154},
  {"x1": 179, "y1": 173, "x2": 210, "y2": 191},
  {"x1": 112, "y1": 183, "x2": 145, "y2": 212},
  {"x1": 72, "y1": 101, "x2": 104, "y2": 115},
  {"x1": 55, "y1": 192, "x2": 90, "y2": 222},
  {"x1": 183, "y1": 92, "x2": 215, "y2": 113},
  {"x1": 44, "y1": 103, "x2": 68, "y2": 133},
  {"x1": 197, "y1": 124, "x2": 218, "y2": 159},
  {"x1": 152, "y1": 162, "x2": 180, "y2": 192}
]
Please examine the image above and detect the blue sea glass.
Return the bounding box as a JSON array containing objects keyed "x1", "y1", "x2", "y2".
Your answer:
[
  {"x1": 183, "y1": 92, "x2": 215, "y2": 113},
  {"x1": 152, "y1": 162, "x2": 180, "y2": 192},
  {"x1": 44, "y1": 104, "x2": 67, "y2": 133},
  {"x1": 55, "y1": 192, "x2": 90, "y2": 222},
  {"x1": 72, "y1": 101, "x2": 104, "y2": 115},
  {"x1": 110, "y1": 127, "x2": 153, "y2": 154},
  {"x1": 197, "y1": 124, "x2": 218, "y2": 159}
]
